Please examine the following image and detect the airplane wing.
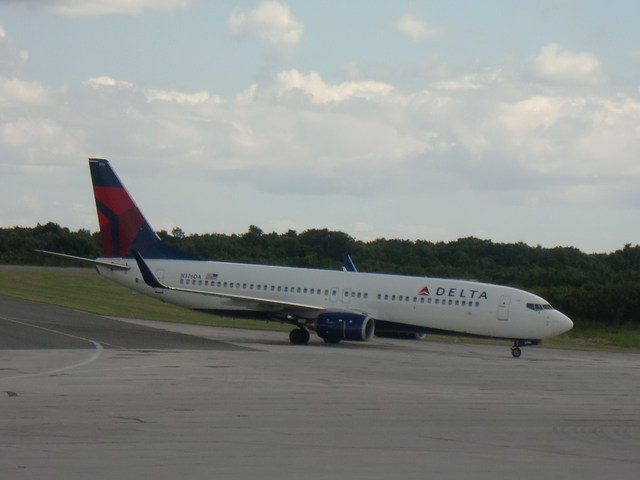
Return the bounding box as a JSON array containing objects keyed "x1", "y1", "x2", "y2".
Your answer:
[
  {"x1": 35, "y1": 250, "x2": 131, "y2": 271},
  {"x1": 132, "y1": 250, "x2": 325, "y2": 313}
]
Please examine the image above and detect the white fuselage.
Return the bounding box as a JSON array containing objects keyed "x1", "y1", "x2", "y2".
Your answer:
[{"x1": 97, "y1": 257, "x2": 574, "y2": 341}]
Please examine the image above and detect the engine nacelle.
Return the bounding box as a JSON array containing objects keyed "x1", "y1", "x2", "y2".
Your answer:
[{"x1": 315, "y1": 312, "x2": 375, "y2": 342}]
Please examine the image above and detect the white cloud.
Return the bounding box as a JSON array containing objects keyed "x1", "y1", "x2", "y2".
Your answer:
[
  {"x1": 435, "y1": 75, "x2": 482, "y2": 91},
  {"x1": 0, "y1": 25, "x2": 29, "y2": 73},
  {"x1": 2, "y1": 63, "x2": 640, "y2": 250},
  {"x1": 229, "y1": 1, "x2": 304, "y2": 50},
  {"x1": 85, "y1": 76, "x2": 217, "y2": 105},
  {"x1": 20, "y1": 0, "x2": 190, "y2": 17},
  {"x1": 0, "y1": 116, "x2": 85, "y2": 167},
  {"x1": 276, "y1": 69, "x2": 393, "y2": 104},
  {"x1": 63, "y1": 70, "x2": 640, "y2": 198},
  {"x1": 85, "y1": 76, "x2": 132, "y2": 89},
  {"x1": 391, "y1": 14, "x2": 441, "y2": 41},
  {"x1": 0, "y1": 76, "x2": 53, "y2": 106},
  {"x1": 145, "y1": 88, "x2": 212, "y2": 105},
  {"x1": 532, "y1": 43, "x2": 605, "y2": 85}
]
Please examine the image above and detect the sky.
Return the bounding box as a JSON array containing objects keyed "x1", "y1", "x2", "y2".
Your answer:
[{"x1": 1, "y1": 0, "x2": 640, "y2": 254}]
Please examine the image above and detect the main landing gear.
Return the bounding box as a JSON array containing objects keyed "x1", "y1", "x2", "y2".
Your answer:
[{"x1": 289, "y1": 328, "x2": 310, "y2": 345}]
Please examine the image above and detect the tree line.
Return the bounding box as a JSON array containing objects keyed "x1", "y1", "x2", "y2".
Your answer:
[{"x1": 2, "y1": 222, "x2": 640, "y2": 328}]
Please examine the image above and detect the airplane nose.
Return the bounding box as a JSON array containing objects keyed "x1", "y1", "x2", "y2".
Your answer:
[{"x1": 555, "y1": 312, "x2": 574, "y2": 334}]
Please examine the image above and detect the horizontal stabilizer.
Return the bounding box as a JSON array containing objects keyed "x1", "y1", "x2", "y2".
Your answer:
[{"x1": 35, "y1": 250, "x2": 130, "y2": 270}]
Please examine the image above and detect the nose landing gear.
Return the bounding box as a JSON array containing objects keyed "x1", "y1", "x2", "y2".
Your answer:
[{"x1": 511, "y1": 339, "x2": 540, "y2": 358}]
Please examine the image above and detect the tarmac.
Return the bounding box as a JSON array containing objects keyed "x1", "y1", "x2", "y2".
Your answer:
[{"x1": 1, "y1": 294, "x2": 639, "y2": 480}]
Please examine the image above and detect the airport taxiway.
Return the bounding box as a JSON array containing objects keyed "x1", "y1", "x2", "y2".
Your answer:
[{"x1": 1, "y1": 295, "x2": 639, "y2": 479}]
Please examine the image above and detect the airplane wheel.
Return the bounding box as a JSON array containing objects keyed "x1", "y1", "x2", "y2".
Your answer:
[
  {"x1": 301, "y1": 328, "x2": 310, "y2": 344},
  {"x1": 511, "y1": 347, "x2": 522, "y2": 358},
  {"x1": 289, "y1": 328, "x2": 310, "y2": 345}
]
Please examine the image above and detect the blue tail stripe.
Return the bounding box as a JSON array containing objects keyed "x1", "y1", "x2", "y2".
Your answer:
[{"x1": 89, "y1": 158, "x2": 123, "y2": 188}]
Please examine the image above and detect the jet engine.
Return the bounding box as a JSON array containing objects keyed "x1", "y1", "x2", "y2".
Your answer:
[{"x1": 315, "y1": 312, "x2": 375, "y2": 342}]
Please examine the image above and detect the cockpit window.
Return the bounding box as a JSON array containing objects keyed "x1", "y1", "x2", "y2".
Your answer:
[{"x1": 526, "y1": 303, "x2": 553, "y2": 311}]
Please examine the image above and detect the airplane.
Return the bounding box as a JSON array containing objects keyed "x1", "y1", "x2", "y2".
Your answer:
[{"x1": 40, "y1": 158, "x2": 574, "y2": 357}]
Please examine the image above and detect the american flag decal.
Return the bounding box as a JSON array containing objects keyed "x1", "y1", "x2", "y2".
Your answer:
[{"x1": 206, "y1": 273, "x2": 218, "y2": 281}]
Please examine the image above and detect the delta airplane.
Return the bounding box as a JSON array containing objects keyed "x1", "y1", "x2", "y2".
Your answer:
[{"x1": 41, "y1": 158, "x2": 573, "y2": 357}]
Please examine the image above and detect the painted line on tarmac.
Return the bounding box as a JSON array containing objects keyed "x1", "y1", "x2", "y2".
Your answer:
[{"x1": 0, "y1": 315, "x2": 106, "y2": 381}]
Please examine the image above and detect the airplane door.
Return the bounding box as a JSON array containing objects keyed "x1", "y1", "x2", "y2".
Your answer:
[
  {"x1": 498, "y1": 295, "x2": 510, "y2": 321},
  {"x1": 342, "y1": 288, "x2": 352, "y2": 304},
  {"x1": 330, "y1": 288, "x2": 339, "y2": 303}
]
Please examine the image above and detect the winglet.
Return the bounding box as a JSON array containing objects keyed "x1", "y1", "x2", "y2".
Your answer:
[
  {"x1": 132, "y1": 250, "x2": 167, "y2": 289},
  {"x1": 342, "y1": 253, "x2": 358, "y2": 272}
]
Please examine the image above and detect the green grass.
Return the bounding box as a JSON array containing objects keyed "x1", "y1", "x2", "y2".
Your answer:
[
  {"x1": 548, "y1": 325, "x2": 640, "y2": 351},
  {"x1": 0, "y1": 266, "x2": 288, "y2": 332},
  {"x1": 1, "y1": 266, "x2": 638, "y2": 352}
]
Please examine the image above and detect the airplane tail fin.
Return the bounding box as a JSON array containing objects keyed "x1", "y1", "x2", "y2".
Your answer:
[{"x1": 89, "y1": 158, "x2": 199, "y2": 260}]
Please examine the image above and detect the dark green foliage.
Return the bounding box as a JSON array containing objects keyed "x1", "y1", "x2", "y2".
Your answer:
[
  {"x1": 0, "y1": 223, "x2": 100, "y2": 266},
  {"x1": 2, "y1": 223, "x2": 640, "y2": 327}
]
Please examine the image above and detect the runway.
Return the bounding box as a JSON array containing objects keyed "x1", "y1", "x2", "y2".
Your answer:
[{"x1": 1, "y1": 295, "x2": 639, "y2": 479}]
